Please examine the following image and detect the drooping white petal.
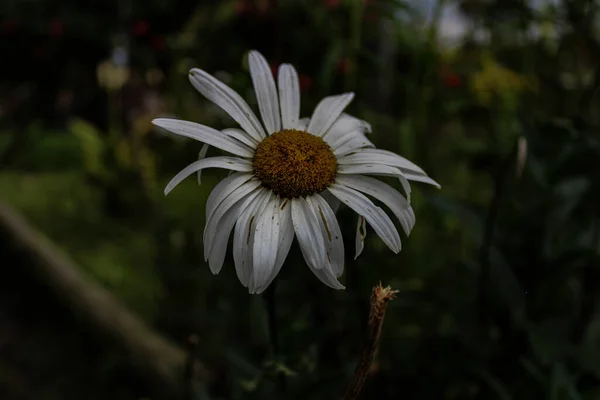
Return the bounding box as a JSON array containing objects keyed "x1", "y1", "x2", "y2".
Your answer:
[
  {"x1": 277, "y1": 64, "x2": 300, "y2": 130},
  {"x1": 204, "y1": 179, "x2": 262, "y2": 259},
  {"x1": 309, "y1": 194, "x2": 345, "y2": 277},
  {"x1": 252, "y1": 198, "x2": 294, "y2": 294},
  {"x1": 291, "y1": 197, "x2": 327, "y2": 270},
  {"x1": 248, "y1": 50, "x2": 281, "y2": 134},
  {"x1": 340, "y1": 164, "x2": 438, "y2": 191},
  {"x1": 336, "y1": 175, "x2": 415, "y2": 235},
  {"x1": 328, "y1": 183, "x2": 401, "y2": 253},
  {"x1": 306, "y1": 93, "x2": 355, "y2": 137},
  {"x1": 337, "y1": 163, "x2": 407, "y2": 179},
  {"x1": 222, "y1": 128, "x2": 259, "y2": 149},
  {"x1": 398, "y1": 174, "x2": 412, "y2": 203},
  {"x1": 153, "y1": 118, "x2": 254, "y2": 158},
  {"x1": 188, "y1": 68, "x2": 266, "y2": 141},
  {"x1": 338, "y1": 148, "x2": 427, "y2": 175},
  {"x1": 197, "y1": 144, "x2": 210, "y2": 185},
  {"x1": 164, "y1": 157, "x2": 253, "y2": 195},
  {"x1": 233, "y1": 190, "x2": 271, "y2": 288},
  {"x1": 337, "y1": 163, "x2": 414, "y2": 200},
  {"x1": 293, "y1": 202, "x2": 345, "y2": 290},
  {"x1": 306, "y1": 261, "x2": 345, "y2": 290},
  {"x1": 355, "y1": 216, "x2": 367, "y2": 259},
  {"x1": 319, "y1": 190, "x2": 341, "y2": 214},
  {"x1": 322, "y1": 113, "x2": 371, "y2": 145},
  {"x1": 207, "y1": 188, "x2": 261, "y2": 274},
  {"x1": 296, "y1": 117, "x2": 309, "y2": 131},
  {"x1": 251, "y1": 196, "x2": 282, "y2": 291},
  {"x1": 333, "y1": 135, "x2": 376, "y2": 157},
  {"x1": 401, "y1": 173, "x2": 441, "y2": 188},
  {"x1": 205, "y1": 172, "x2": 255, "y2": 221}
]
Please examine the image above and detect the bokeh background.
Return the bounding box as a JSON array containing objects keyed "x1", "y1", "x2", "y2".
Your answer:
[{"x1": 2, "y1": 0, "x2": 600, "y2": 399}]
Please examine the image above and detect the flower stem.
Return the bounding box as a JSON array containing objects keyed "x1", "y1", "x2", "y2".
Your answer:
[
  {"x1": 342, "y1": 283, "x2": 397, "y2": 400},
  {"x1": 182, "y1": 334, "x2": 199, "y2": 400},
  {"x1": 264, "y1": 278, "x2": 286, "y2": 393},
  {"x1": 264, "y1": 280, "x2": 279, "y2": 355}
]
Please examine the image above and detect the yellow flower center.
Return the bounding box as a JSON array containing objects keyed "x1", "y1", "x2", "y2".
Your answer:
[{"x1": 253, "y1": 129, "x2": 337, "y2": 198}]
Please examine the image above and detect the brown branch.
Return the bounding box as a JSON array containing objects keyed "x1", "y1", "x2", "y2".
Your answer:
[
  {"x1": 0, "y1": 201, "x2": 207, "y2": 396},
  {"x1": 182, "y1": 334, "x2": 202, "y2": 400},
  {"x1": 342, "y1": 283, "x2": 398, "y2": 400}
]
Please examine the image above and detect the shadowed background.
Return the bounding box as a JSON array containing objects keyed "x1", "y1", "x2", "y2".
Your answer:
[{"x1": 1, "y1": 0, "x2": 600, "y2": 399}]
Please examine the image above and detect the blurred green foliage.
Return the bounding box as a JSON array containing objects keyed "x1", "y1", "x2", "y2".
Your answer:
[{"x1": 2, "y1": 0, "x2": 600, "y2": 399}]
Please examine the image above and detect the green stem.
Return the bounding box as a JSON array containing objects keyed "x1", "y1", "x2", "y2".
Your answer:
[{"x1": 264, "y1": 279, "x2": 286, "y2": 393}]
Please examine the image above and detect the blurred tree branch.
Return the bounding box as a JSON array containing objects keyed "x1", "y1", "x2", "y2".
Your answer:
[{"x1": 0, "y1": 201, "x2": 207, "y2": 398}]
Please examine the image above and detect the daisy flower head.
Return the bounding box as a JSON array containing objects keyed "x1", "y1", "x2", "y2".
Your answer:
[{"x1": 154, "y1": 50, "x2": 440, "y2": 294}]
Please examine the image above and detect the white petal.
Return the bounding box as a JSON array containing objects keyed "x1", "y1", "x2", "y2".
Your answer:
[
  {"x1": 322, "y1": 113, "x2": 371, "y2": 145},
  {"x1": 336, "y1": 175, "x2": 415, "y2": 235},
  {"x1": 340, "y1": 165, "x2": 414, "y2": 203},
  {"x1": 337, "y1": 163, "x2": 406, "y2": 179},
  {"x1": 251, "y1": 196, "x2": 281, "y2": 291},
  {"x1": 398, "y1": 174, "x2": 412, "y2": 203},
  {"x1": 355, "y1": 216, "x2": 367, "y2": 259},
  {"x1": 333, "y1": 135, "x2": 376, "y2": 157},
  {"x1": 328, "y1": 183, "x2": 401, "y2": 253},
  {"x1": 293, "y1": 199, "x2": 345, "y2": 290},
  {"x1": 341, "y1": 164, "x2": 438, "y2": 191},
  {"x1": 197, "y1": 144, "x2": 210, "y2": 185},
  {"x1": 309, "y1": 194, "x2": 345, "y2": 277},
  {"x1": 188, "y1": 68, "x2": 266, "y2": 141},
  {"x1": 306, "y1": 93, "x2": 355, "y2": 137},
  {"x1": 277, "y1": 64, "x2": 300, "y2": 130},
  {"x1": 222, "y1": 128, "x2": 259, "y2": 149},
  {"x1": 207, "y1": 188, "x2": 261, "y2": 274},
  {"x1": 205, "y1": 172, "x2": 255, "y2": 222},
  {"x1": 204, "y1": 180, "x2": 262, "y2": 259},
  {"x1": 252, "y1": 198, "x2": 294, "y2": 294},
  {"x1": 248, "y1": 50, "x2": 281, "y2": 134},
  {"x1": 401, "y1": 173, "x2": 441, "y2": 189},
  {"x1": 296, "y1": 117, "x2": 309, "y2": 131},
  {"x1": 164, "y1": 157, "x2": 253, "y2": 195},
  {"x1": 233, "y1": 190, "x2": 271, "y2": 288},
  {"x1": 338, "y1": 148, "x2": 427, "y2": 175},
  {"x1": 307, "y1": 263, "x2": 345, "y2": 290},
  {"x1": 153, "y1": 118, "x2": 254, "y2": 158},
  {"x1": 291, "y1": 197, "x2": 327, "y2": 270},
  {"x1": 319, "y1": 190, "x2": 341, "y2": 214}
]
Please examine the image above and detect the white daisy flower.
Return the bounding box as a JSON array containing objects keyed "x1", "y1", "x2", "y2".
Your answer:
[{"x1": 154, "y1": 50, "x2": 440, "y2": 294}]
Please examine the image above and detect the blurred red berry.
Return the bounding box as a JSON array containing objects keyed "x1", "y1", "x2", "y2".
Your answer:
[
  {"x1": 299, "y1": 74, "x2": 312, "y2": 92},
  {"x1": 33, "y1": 45, "x2": 45, "y2": 60},
  {"x1": 270, "y1": 63, "x2": 278, "y2": 77},
  {"x1": 336, "y1": 58, "x2": 350, "y2": 75},
  {"x1": 442, "y1": 71, "x2": 461, "y2": 88},
  {"x1": 256, "y1": 0, "x2": 274, "y2": 15},
  {"x1": 150, "y1": 36, "x2": 166, "y2": 52},
  {"x1": 237, "y1": 0, "x2": 258, "y2": 15},
  {"x1": 235, "y1": 0, "x2": 248, "y2": 14},
  {"x1": 49, "y1": 19, "x2": 64, "y2": 38},
  {"x1": 132, "y1": 20, "x2": 149, "y2": 36},
  {"x1": 1, "y1": 19, "x2": 20, "y2": 35},
  {"x1": 323, "y1": 0, "x2": 341, "y2": 8}
]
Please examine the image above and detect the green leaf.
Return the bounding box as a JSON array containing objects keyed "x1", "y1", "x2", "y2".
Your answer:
[
  {"x1": 472, "y1": 367, "x2": 512, "y2": 400},
  {"x1": 68, "y1": 118, "x2": 107, "y2": 179},
  {"x1": 550, "y1": 363, "x2": 582, "y2": 400},
  {"x1": 527, "y1": 320, "x2": 572, "y2": 366}
]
